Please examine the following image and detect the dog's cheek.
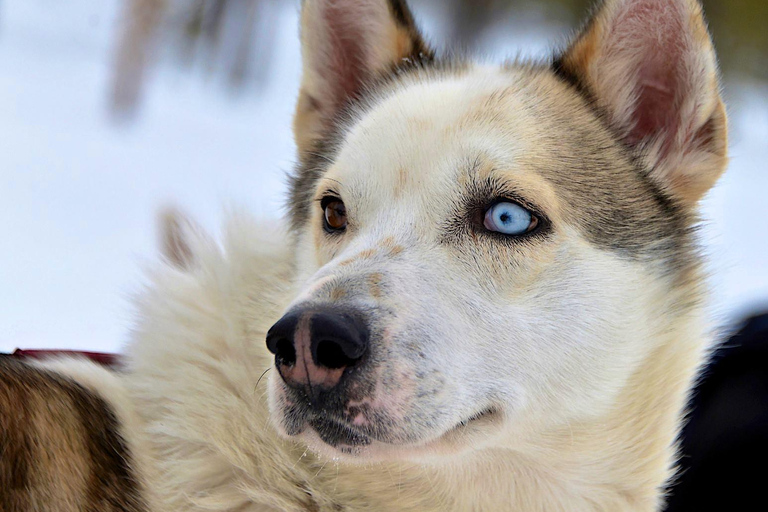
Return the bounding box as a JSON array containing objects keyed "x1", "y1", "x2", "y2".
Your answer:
[
  {"x1": 267, "y1": 374, "x2": 303, "y2": 438},
  {"x1": 360, "y1": 329, "x2": 455, "y2": 441},
  {"x1": 367, "y1": 338, "x2": 427, "y2": 436},
  {"x1": 499, "y1": 246, "x2": 665, "y2": 426}
]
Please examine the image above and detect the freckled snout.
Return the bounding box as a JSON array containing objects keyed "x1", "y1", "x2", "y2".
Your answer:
[{"x1": 266, "y1": 308, "x2": 369, "y2": 401}]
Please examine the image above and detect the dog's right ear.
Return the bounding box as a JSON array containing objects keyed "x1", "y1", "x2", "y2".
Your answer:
[{"x1": 294, "y1": 0, "x2": 431, "y2": 159}]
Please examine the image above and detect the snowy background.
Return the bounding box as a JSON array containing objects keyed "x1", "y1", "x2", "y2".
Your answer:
[{"x1": 1, "y1": 0, "x2": 766, "y2": 353}]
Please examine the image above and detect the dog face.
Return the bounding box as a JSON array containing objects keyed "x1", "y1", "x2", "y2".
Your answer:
[{"x1": 267, "y1": 0, "x2": 727, "y2": 462}]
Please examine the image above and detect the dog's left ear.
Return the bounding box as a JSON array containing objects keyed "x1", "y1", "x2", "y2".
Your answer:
[
  {"x1": 557, "y1": 0, "x2": 728, "y2": 206},
  {"x1": 294, "y1": 0, "x2": 431, "y2": 159}
]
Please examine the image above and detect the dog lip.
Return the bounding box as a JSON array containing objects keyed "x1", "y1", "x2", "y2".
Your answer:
[
  {"x1": 306, "y1": 406, "x2": 500, "y2": 447},
  {"x1": 281, "y1": 399, "x2": 502, "y2": 458},
  {"x1": 453, "y1": 407, "x2": 499, "y2": 430},
  {"x1": 308, "y1": 414, "x2": 372, "y2": 447}
]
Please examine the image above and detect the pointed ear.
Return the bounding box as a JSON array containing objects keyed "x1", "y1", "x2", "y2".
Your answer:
[
  {"x1": 158, "y1": 208, "x2": 208, "y2": 270},
  {"x1": 557, "y1": 0, "x2": 728, "y2": 206},
  {"x1": 294, "y1": 0, "x2": 432, "y2": 158}
]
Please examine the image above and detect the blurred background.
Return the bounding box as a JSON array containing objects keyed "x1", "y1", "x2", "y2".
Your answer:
[{"x1": 0, "y1": 0, "x2": 766, "y2": 354}]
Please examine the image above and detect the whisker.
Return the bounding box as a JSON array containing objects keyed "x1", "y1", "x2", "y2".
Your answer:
[
  {"x1": 333, "y1": 460, "x2": 340, "y2": 493},
  {"x1": 254, "y1": 366, "x2": 272, "y2": 392},
  {"x1": 313, "y1": 459, "x2": 330, "y2": 479},
  {"x1": 293, "y1": 447, "x2": 309, "y2": 469}
]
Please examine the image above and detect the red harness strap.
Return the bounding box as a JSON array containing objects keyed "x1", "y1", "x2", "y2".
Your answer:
[{"x1": 8, "y1": 348, "x2": 120, "y2": 368}]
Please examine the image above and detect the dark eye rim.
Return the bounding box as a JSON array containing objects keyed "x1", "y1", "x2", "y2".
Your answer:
[
  {"x1": 471, "y1": 198, "x2": 548, "y2": 240},
  {"x1": 320, "y1": 195, "x2": 347, "y2": 234},
  {"x1": 483, "y1": 200, "x2": 540, "y2": 236}
]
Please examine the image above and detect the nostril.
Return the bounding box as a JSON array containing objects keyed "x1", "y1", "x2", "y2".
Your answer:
[
  {"x1": 316, "y1": 339, "x2": 357, "y2": 369},
  {"x1": 275, "y1": 338, "x2": 296, "y2": 366}
]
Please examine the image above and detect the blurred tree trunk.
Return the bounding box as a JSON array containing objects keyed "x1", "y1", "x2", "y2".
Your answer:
[
  {"x1": 111, "y1": 0, "x2": 167, "y2": 118},
  {"x1": 444, "y1": 0, "x2": 501, "y2": 51},
  {"x1": 111, "y1": 0, "x2": 279, "y2": 117}
]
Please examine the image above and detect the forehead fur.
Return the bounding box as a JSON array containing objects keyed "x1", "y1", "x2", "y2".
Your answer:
[{"x1": 289, "y1": 60, "x2": 694, "y2": 272}]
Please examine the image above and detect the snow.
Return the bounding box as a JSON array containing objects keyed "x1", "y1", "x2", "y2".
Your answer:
[{"x1": 0, "y1": 0, "x2": 766, "y2": 353}]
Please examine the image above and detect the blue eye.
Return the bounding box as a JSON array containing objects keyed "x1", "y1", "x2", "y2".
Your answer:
[{"x1": 483, "y1": 201, "x2": 537, "y2": 235}]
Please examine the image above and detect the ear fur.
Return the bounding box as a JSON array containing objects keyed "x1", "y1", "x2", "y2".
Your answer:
[
  {"x1": 158, "y1": 208, "x2": 207, "y2": 270},
  {"x1": 294, "y1": 0, "x2": 431, "y2": 159},
  {"x1": 557, "y1": 0, "x2": 728, "y2": 206}
]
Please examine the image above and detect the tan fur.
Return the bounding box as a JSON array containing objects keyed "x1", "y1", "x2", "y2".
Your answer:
[
  {"x1": 335, "y1": 248, "x2": 379, "y2": 267},
  {"x1": 38, "y1": 358, "x2": 164, "y2": 512},
  {"x1": 367, "y1": 272, "x2": 384, "y2": 299},
  {"x1": 329, "y1": 287, "x2": 347, "y2": 301},
  {"x1": 0, "y1": 358, "x2": 149, "y2": 512},
  {"x1": 1, "y1": 360, "x2": 91, "y2": 511}
]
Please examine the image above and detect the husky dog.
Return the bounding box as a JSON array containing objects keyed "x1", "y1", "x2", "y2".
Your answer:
[{"x1": 1, "y1": 0, "x2": 728, "y2": 510}]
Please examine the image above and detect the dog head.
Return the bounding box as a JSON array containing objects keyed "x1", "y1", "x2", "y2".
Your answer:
[{"x1": 267, "y1": 0, "x2": 728, "y2": 462}]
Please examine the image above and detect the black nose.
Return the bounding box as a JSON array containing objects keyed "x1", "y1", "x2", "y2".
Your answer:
[{"x1": 266, "y1": 308, "x2": 369, "y2": 395}]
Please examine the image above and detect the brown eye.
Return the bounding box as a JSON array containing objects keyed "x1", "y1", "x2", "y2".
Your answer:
[{"x1": 323, "y1": 198, "x2": 347, "y2": 232}]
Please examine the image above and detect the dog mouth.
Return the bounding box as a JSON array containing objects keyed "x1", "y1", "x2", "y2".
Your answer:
[
  {"x1": 452, "y1": 407, "x2": 499, "y2": 430},
  {"x1": 308, "y1": 415, "x2": 373, "y2": 448},
  {"x1": 275, "y1": 377, "x2": 502, "y2": 456},
  {"x1": 299, "y1": 406, "x2": 501, "y2": 456}
]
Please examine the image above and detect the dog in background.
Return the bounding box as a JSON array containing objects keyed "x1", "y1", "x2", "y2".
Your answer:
[{"x1": 1, "y1": 0, "x2": 728, "y2": 510}]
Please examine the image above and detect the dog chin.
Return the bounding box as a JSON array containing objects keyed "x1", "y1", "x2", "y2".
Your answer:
[{"x1": 279, "y1": 407, "x2": 503, "y2": 464}]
